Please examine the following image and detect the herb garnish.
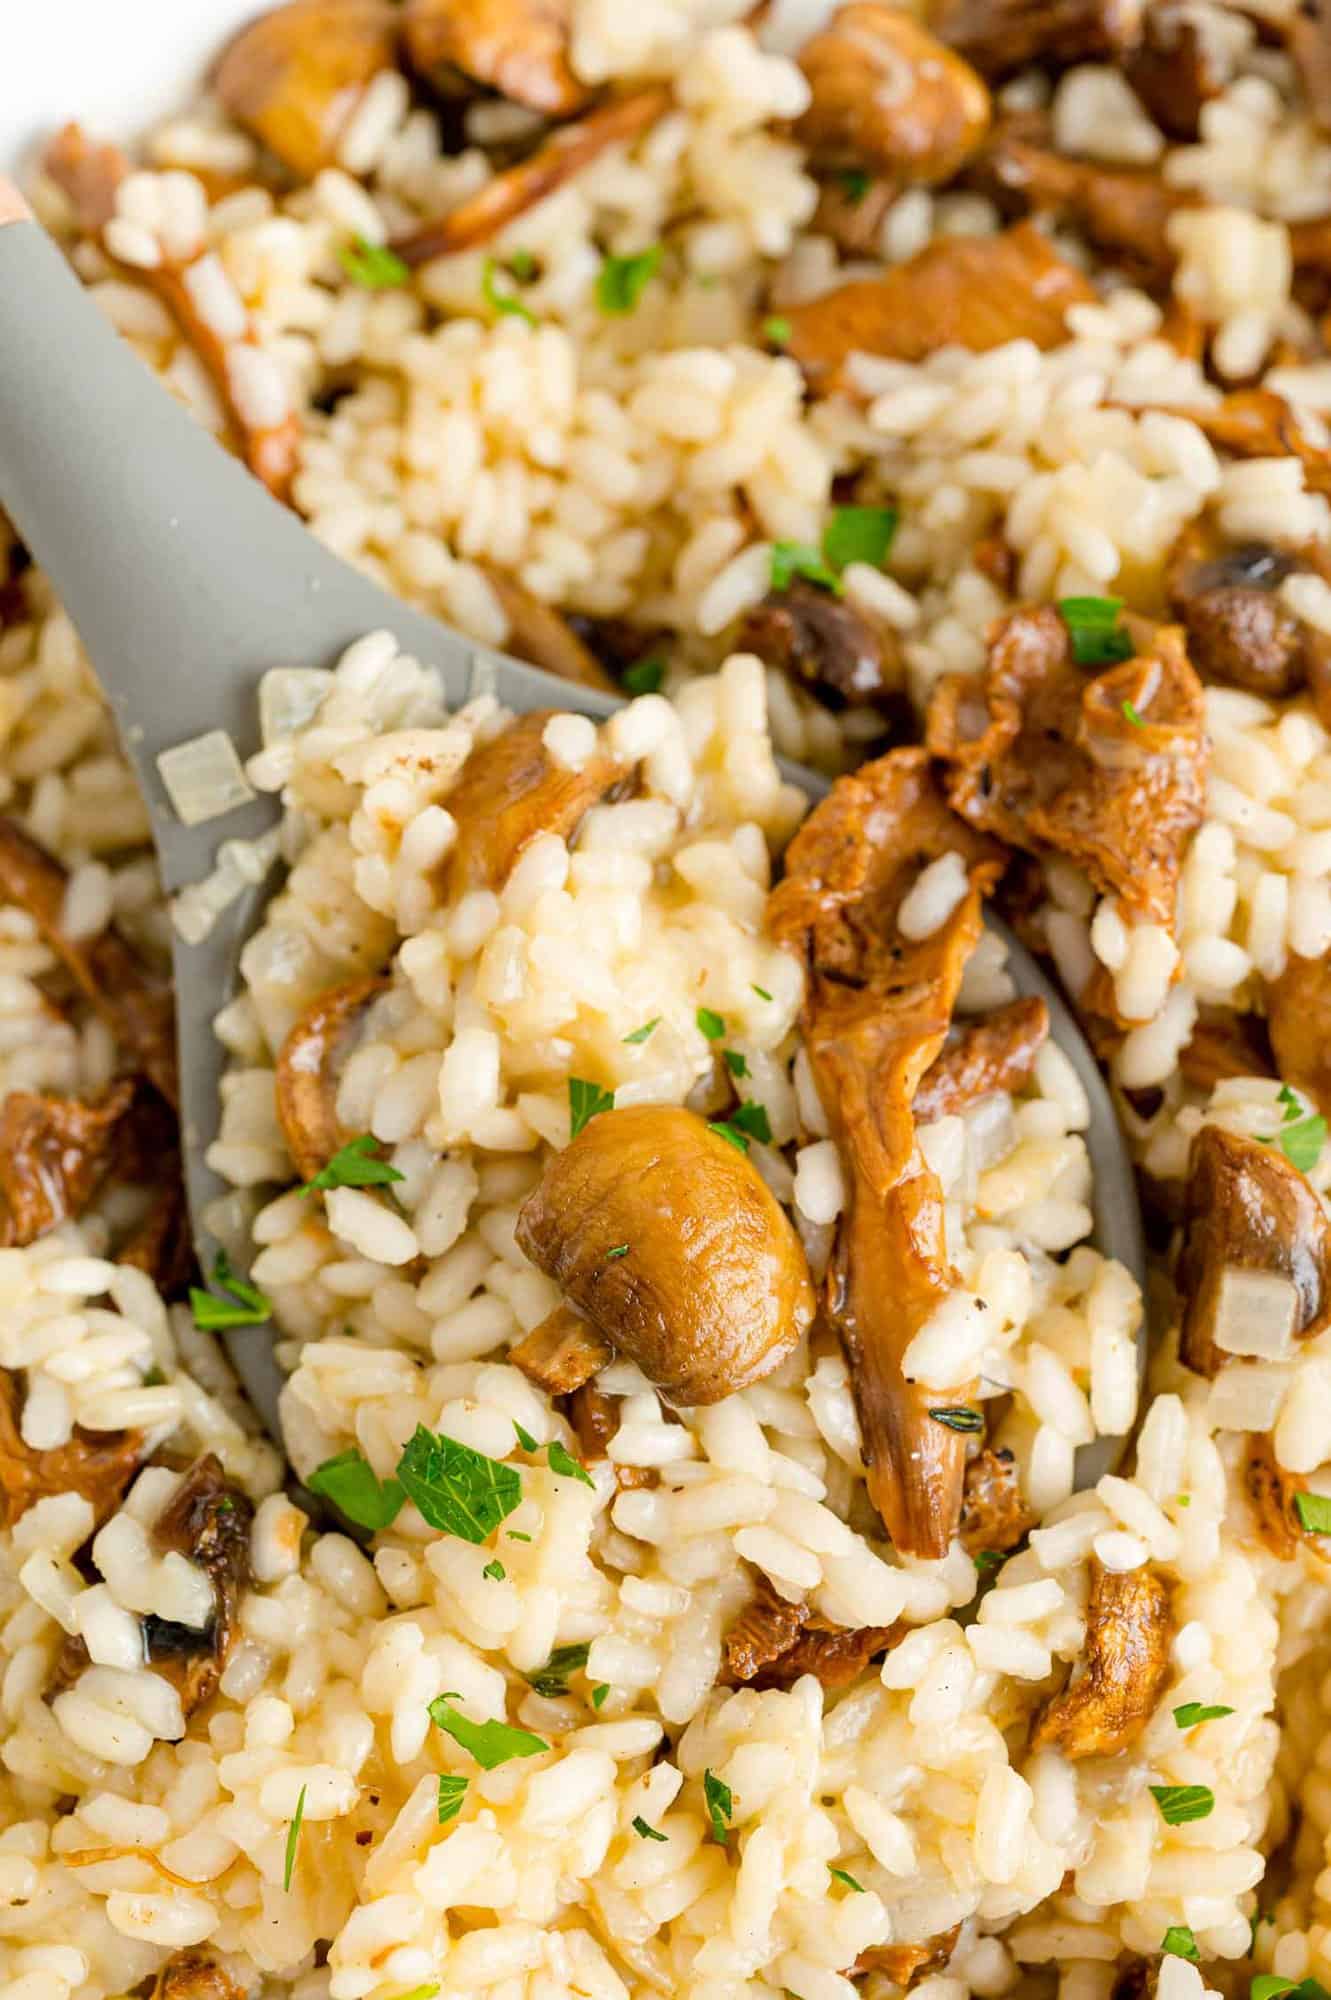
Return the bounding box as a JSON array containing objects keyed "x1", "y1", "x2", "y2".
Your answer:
[
  {"x1": 1295, "y1": 1490, "x2": 1331, "y2": 1534},
  {"x1": 338, "y1": 235, "x2": 409, "y2": 290},
  {"x1": 633, "y1": 1814, "x2": 667, "y2": 1840},
  {"x1": 770, "y1": 542, "x2": 842, "y2": 594},
  {"x1": 823, "y1": 505, "x2": 898, "y2": 574},
  {"x1": 304, "y1": 1134, "x2": 406, "y2": 1193},
  {"x1": 1162, "y1": 1927, "x2": 1199, "y2": 1962},
  {"x1": 190, "y1": 1249, "x2": 271, "y2": 1331},
  {"x1": 1122, "y1": 699, "x2": 1144, "y2": 727},
  {"x1": 569, "y1": 1077, "x2": 615, "y2": 1139},
  {"x1": 1173, "y1": 1701, "x2": 1234, "y2": 1728},
  {"x1": 395, "y1": 1424, "x2": 522, "y2": 1542},
  {"x1": 482, "y1": 255, "x2": 537, "y2": 326},
  {"x1": 527, "y1": 1642, "x2": 591, "y2": 1697},
  {"x1": 482, "y1": 1559, "x2": 506, "y2": 1580},
  {"x1": 547, "y1": 1439, "x2": 594, "y2": 1487},
  {"x1": 623, "y1": 655, "x2": 665, "y2": 695},
  {"x1": 751, "y1": 985, "x2": 773, "y2": 1001},
  {"x1": 723, "y1": 1049, "x2": 749, "y2": 1078},
  {"x1": 929, "y1": 1405, "x2": 984, "y2": 1433},
  {"x1": 623, "y1": 1018, "x2": 661, "y2": 1044},
  {"x1": 591, "y1": 1683, "x2": 609, "y2": 1708},
  {"x1": 283, "y1": 1783, "x2": 306, "y2": 1891},
  {"x1": 597, "y1": 246, "x2": 663, "y2": 315},
  {"x1": 696, "y1": 1007, "x2": 726, "y2": 1041},
  {"x1": 838, "y1": 168, "x2": 871, "y2": 203},
  {"x1": 830, "y1": 1867, "x2": 865, "y2": 1892},
  {"x1": 307, "y1": 1447, "x2": 405, "y2": 1531},
  {"x1": 763, "y1": 315, "x2": 792, "y2": 347},
  {"x1": 704, "y1": 1769, "x2": 733, "y2": 1843},
  {"x1": 605, "y1": 1243, "x2": 630, "y2": 1261},
  {"x1": 437, "y1": 1773, "x2": 468, "y2": 1824},
  {"x1": 974, "y1": 1549, "x2": 1009, "y2": 1575},
  {"x1": 1149, "y1": 1783, "x2": 1214, "y2": 1825},
  {"x1": 1268, "y1": 1084, "x2": 1327, "y2": 1174},
  {"x1": 1057, "y1": 596, "x2": 1134, "y2": 666},
  {"x1": 428, "y1": 1694, "x2": 549, "y2": 1769},
  {"x1": 513, "y1": 1422, "x2": 539, "y2": 1453}
]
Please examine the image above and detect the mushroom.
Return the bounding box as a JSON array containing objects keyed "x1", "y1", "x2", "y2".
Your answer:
[
  {"x1": 767, "y1": 747, "x2": 1006, "y2": 1560},
  {"x1": 212, "y1": 0, "x2": 399, "y2": 181},
  {"x1": 926, "y1": 608, "x2": 1208, "y2": 930},
  {"x1": 442, "y1": 709, "x2": 629, "y2": 897},
  {"x1": 782, "y1": 224, "x2": 1096, "y2": 392},
  {"x1": 737, "y1": 579, "x2": 902, "y2": 711},
  {"x1": 929, "y1": 0, "x2": 1143, "y2": 79},
  {"x1": 148, "y1": 1956, "x2": 248, "y2": 2000},
  {"x1": 1286, "y1": 0, "x2": 1331, "y2": 138},
  {"x1": 1267, "y1": 950, "x2": 1331, "y2": 1121},
  {"x1": 1029, "y1": 1555, "x2": 1173, "y2": 1759},
  {"x1": 913, "y1": 995, "x2": 1049, "y2": 1125},
  {"x1": 958, "y1": 1444, "x2": 1035, "y2": 1558},
  {"x1": 974, "y1": 117, "x2": 1189, "y2": 288},
  {"x1": 275, "y1": 974, "x2": 389, "y2": 1181},
  {"x1": 563, "y1": 1381, "x2": 653, "y2": 1491},
  {"x1": 1177, "y1": 1009, "x2": 1273, "y2": 1097},
  {"x1": 146, "y1": 1454, "x2": 254, "y2": 1716},
  {"x1": 1125, "y1": 0, "x2": 1230, "y2": 141},
  {"x1": 482, "y1": 568, "x2": 616, "y2": 691},
  {"x1": 1176, "y1": 1124, "x2": 1331, "y2": 1377},
  {"x1": 392, "y1": 86, "x2": 671, "y2": 264},
  {"x1": 1244, "y1": 1432, "x2": 1328, "y2": 1563},
  {"x1": 401, "y1": 0, "x2": 592, "y2": 117},
  {"x1": 509, "y1": 1301, "x2": 614, "y2": 1394},
  {"x1": 0, "y1": 1371, "x2": 142, "y2": 1531},
  {"x1": 0, "y1": 816, "x2": 177, "y2": 1106},
  {"x1": 515, "y1": 1105, "x2": 815, "y2": 1405},
  {"x1": 794, "y1": 4, "x2": 991, "y2": 189},
  {"x1": 853, "y1": 1930, "x2": 961, "y2": 1987},
  {"x1": 1165, "y1": 520, "x2": 1331, "y2": 705},
  {"x1": 0, "y1": 1081, "x2": 136, "y2": 1247},
  {"x1": 723, "y1": 1572, "x2": 902, "y2": 1691}
]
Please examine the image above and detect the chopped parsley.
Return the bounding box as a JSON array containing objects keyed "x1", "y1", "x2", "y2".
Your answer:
[
  {"x1": 696, "y1": 1007, "x2": 726, "y2": 1041},
  {"x1": 569, "y1": 1077, "x2": 615, "y2": 1139},
  {"x1": 929, "y1": 1405, "x2": 984, "y2": 1434},
  {"x1": 709, "y1": 1120, "x2": 751, "y2": 1153},
  {"x1": 1270, "y1": 1085, "x2": 1327, "y2": 1173},
  {"x1": 547, "y1": 1439, "x2": 594, "y2": 1487},
  {"x1": 190, "y1": 1249, "x2": 271, "y2": 1331},
  {"x1": 838, "y1": 168, "x2": 872, "y2": 204},
  {"x1": 526, "y1": 1642, "x2": 591, "y2": 1697},
  {"x1": 762, "y1": 315, "x2": 792, "y2": 347},
  {"x1": 337, "y1": 235, "x2": 409, "y2": 290},
  {"x1": 437, "y1": 1773, "x2": 468, "y2": 1825},
  {"x1": 605, "y1": 1243, "x2": 630, "y2": 1261},
  {"x1": 751, "y1": 984, "x2": 773, "y2": 1002},
  {"x1": 513, "y1": 1422, "x2": 540, "y2": 1454},
  {"x1": 596, "y1": 246, "x2": 663, "y2": 315},
  {"x1": 1173, "y1": 1701, "x2": 1234, "y2": 1728},
  {"x1": 732, "y1": 1100, "x2": 772, "y2": 1144},
  {"x1": 283, "y1": 1783, "x2": 306, "y2": 1891},
  {"x1": 482, "y1": 254, "x2": 537, "y2": 326},
  {"x1": 428, "y1": 1694, "x2": 549, "y2": 1769},
  {"x1": 142, "y1": 1364, "x2": 166, "y2": 1387},
  {"x1": 622, "y1": 654, "x2": 665, "y2": 696},
  {"x1": 1149, "y1": 1783, "x2": 1214, "y2": 1825},
  {"x1": 1251, "y1": 1981, "x2": 1331, "y2": 2000},
  {"x1": 704, "y1": 1769, "x2": 733, "y2": 1843},
  {"x1": 591, "y1": 1683, "x2": 610, "y2": 1708},
  {"x1": 723, "y1": 1049, "x2": 749, "y2": 1078},
  {"x1": 1057, "y1": 595, "x2": 1134, "y2": 666},
  {"x1": 1122, "y1": 699, "x2": 1145, "y2": 727},
  {"x1": 974, "y1": 1549, "x2": 1009, "y2": 1575},
  {"x1": 390, "y1": 1987, "x2": 441, "y2": 2000},
  {"x1": 633, "y1": 1815, "x2": 667, "y2": 1841},
  {"x1": 823, "y1": 505, "x2": 898, "y2": 574},
  {"x1": 1162, "y1": 1927, "x2": 1199, "y2": 1962},
  {"x1": 770, "y1": 541, "x2": 842, "y2": 595},
  {"x1": 508, "y1": 1529, "x2": 533, "y2": 1542},
  {"x1": 830, "y1": 1867, "x2": 865, "y2": 1892},
  {"x1": 1294, "y1": 1490, "x2": 1331, "y2": 1535},
  {"x1": 482, "y1": 1559, "x2": 506, "y2": 1581},
  {"x1": 623, "y1": 1017, "x2": 661, "y2": 1044},
  {"x1": 303, "y1": 1134, "x2": 405, "y2": 1193},
  {"x1": 508, "y1": 249, "x2": 538, "y2": 280},
  {"x1": 306, "y1": 1447, "x2": 405, "y2": 1532},
  {"x1": 395, "y1": 1424, "x2": 522, "y2": 1542}
]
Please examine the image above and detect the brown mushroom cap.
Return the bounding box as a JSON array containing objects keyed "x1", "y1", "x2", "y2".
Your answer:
[
  {"x1": 213, "y1": 0, "x2": 398, "y2": 181},
  {"x1": 1029, "y1": 1555, "x2": 1172, "y2": 1759},
  {"x1": 1267, "y1": 949, "x2": 1331, "y2": 1121},
  {"x1": 275, "y1": 975, "x2": 389, "y2": 1181},
  {"x1": 401, "y1": 0, "x2": 592, "y2": 117},
  {"x1": 441, "y1": 710, "x2": 629, "y2": 898},
  {"x1": 1165, "y1": 520, "x2": 1316, "y2": 701},
  {"x1": 795, "y1": 4, "x2": 991, "y2": 188},
  {"x1": 737, "y1": 579, "x2": 900, "y2": 711},
  {"x1": 515, "y1": 1104, "x2": 815, "y2": 1405}
]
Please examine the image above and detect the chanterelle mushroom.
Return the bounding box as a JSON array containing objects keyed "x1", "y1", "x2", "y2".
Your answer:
[
  {"x1": 1030, "y1": 1556, "x2": 1172, "y2": 1759},
  {"x1": 0, "y1": 1082, "x2": 136, "y2": 1247},
  {"x1": 212, "y1": 0, "x2": 398, "y2": 181},
  {"x1": 401, "y1": 0, "x2": 591, "y2": 117},
  {"x1": 795, "y1": 4, "x2": 991, "y2": 189},
  {"x1": 1267, "y1": 950, "x2": 1331, "y2": 1120},
  {"x1": 149, "y1": 1955, "x2": 247, "y2": 2000},
  {"x1": 275, "y1": 974, "x2": 389, "y2": 1181},
  {"x1": 767, "y1": 747, "x2": 1005, "y2": 1559},
  {"x1": 738, "y1": 579, "x2": 902, "y2": 712},
  {"x1": 442, "y1": 709, "x2": 629, "y2": 897},
  {"x1": 0, "y1": 1372, "x2": 141, "y2": 1531},
  {"x1": 1175, "y1": 1125, "x2": 1331, "y2": 1377},
  {"x1": 913, "y1": 995, "x2": 1049, "y2": 1125},
  {"x1": 515, "y1": 1105, "x2": 815, "y2": 1405},
  {"x1": 930, "y1": 0, "x2": 1143, "y2": 79}
]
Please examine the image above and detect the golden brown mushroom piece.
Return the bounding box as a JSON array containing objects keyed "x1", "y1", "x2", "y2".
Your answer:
[
  {"x1": 148, "y1": 1955, "x2": 248, "y2": 2000},
  {"x1": 481, "y1": 568, "x2": 616, "y2": 691},
  {"x1": 912, "y1": 995, "x2": 1049, "y2": 1124},
  {"x1": 0, "y1": 1372, "x2": 141, "y2": 1531},
  {"x1": 1125, "y1": 0, "x2": 1230, "y2": 141},
  {"x1": 767, "y1": 748, "x2": 1005, "y2": 1560},
  {"x1": 515, "y1": 1105, "x2": 815, "y2": 1405},
  {"x1": 782, "y1": 224, "x2": 1096, "y2": 392},
  {"x1": 1267, "y1": 951, "x2": 1331, "y2": 1121},
  {"x1": 926, "y1": 609, "x2": 1208, "y2": 930},
  {"x1": 1164, "y1": 522, "x2": 1331, "y2": 705},
  {"x1": 958, "y1": 1445, "x2": 1035, "y2": 1557},
  {"x1": 795, "y1": 5, "x2": 991, "y2": 189},
  {"x1": 1175, "y1": 1125, "x2": 1331, "y2": 1378},
  {"x1": 930, "y1": 0, "x2": 1142, "y2": 78},
  {"x1": 723, "y1": 1573, "x2": 903, "y2": 1691},
  {"x1": 402, "y1": 0, "x2": 592, "y2": 117},
  {"x1": 737, "y1": 581, "x2": 902, "y2": 712},
  {"x1": 852, "y1": 1930, "x2": 961, "y2": 1986},
  {"x1": 275, "y1": 974, "x2": 389, "y2": 1181},
  {"x1": 1244, "y1": 1433, "x2": 1329, "y2": 1562},
  {"x1": 212, "y1": 0, "x2": 398, "y2": 181},
  {"x1": 1029, "y1": 1556, "x2": 1172, "y2": 1759},
  {"x1": 509, "y1": 1300, "x2": 614, "y2": 1394},
  {"x1": 441, "y1": 709, "x2": 629, "y2": 898},
  {"x1": 0, "y1": 816, "x2": 177, "y2": 1106},
  {"x1": 0, "y1": 1081, "x2": 136, "y2": 1247}
]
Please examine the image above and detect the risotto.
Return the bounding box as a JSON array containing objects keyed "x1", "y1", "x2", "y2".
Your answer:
[{"x1": 6, "y1": 3, "x2": 1331, "y2": 2000}]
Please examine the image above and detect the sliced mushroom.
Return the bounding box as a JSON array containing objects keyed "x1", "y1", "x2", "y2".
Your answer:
[
  {"x1": 149, "y1": 1955, "x2": 248, "y2": 2000},
  {"x1": 43, "y1": 126, "x2": 299, "y2": 501},
  {"x1": 0, "y1": 1081, "x2": 136, "y2": 1247},
  {"x1": 442, "y1": 709, "x2": 629, "y2": 897},
  {"x1": 913, "y1": 995, "x2": 1049, "y2": 1125},
  {"x1": 795, "y1": 5, "x2": 991, "y2": 188},
  {"x1": 1029, "y1": 1555, "x2": 1172, "y2": 1759},
  {"x1": 118, "y1": 1181, "x2": 195, "y2": 1298},
  {"x1": 975, "y1": 118, "x2": 1188, "y2": 287},
  {"x1": 402, "y1": 0, "x2": 591, "y2": 117},
  {"x1": 852, "y1": 1931, "x2": 960, "y2": 1987},
  {"x1": 148, "y1": 1454, "x2": 254, "y2": 1716},
  {"x1": 929, "y1": 0, "x2": 1143, "y2": 78},
  {"x1": 958, "y1": 1444, "x2": 1035, "y2": 1557},
  {"x1": 483, "y1": 568, "x2": 616, "y2": 691},
  {"x1": 782, "y1": 224, "x2": 1096, "y2": 392},
  {"x1": 1178, "y1": 1008, "x2": 1273, "y2": 1096},
  {"x1": 1244, "y1": 1432, "x2": 1327, "y2": 1562},
  {"x1": 212, "y1": 0, "x2": 398, "y2": 180},
  {"x1": 1175, "y1": 1125, "x2": 1331, "y2": 1377},
  {"x1": 768, "y1": 748, "x2": 1006, "y2": 1559},
  {"x1": 515, "y1": 1104, "x2": 815, "y2": 1405},
  {"x1": 810, "y1": 173, "x2": 898, "y2": 258},
  {"x1": 738, "y1": 580, "x2": 902, "y2": 711},
  {"x1": 275, "y1": 974, "x2": 389, "y2": 1182},
  {"x1": 0, "y1": 1371, "x2": 141, "y2": 1531},
  {"x1": 563, "y1": 1381, "x2": 653, "y2": 1490},
  {"x1": 0, "y1": 817, "x2": 177, "y2": 1105},
  {"x1": 510, "y1": 1301, "x2": 614, "y2": 1394},
  {"x1": 1125, "y1": 0, "x2": 1229, "y2": 141},
  {"x1": 723, "y1": 1573, "x2": 902, "y2": 1691},
  {"x1": 926, "y1": 609, "x2": 1208, "y2": 930},
  {"x1": 1267, "y1": 950, "x2": 1331, "y2": 1120},
  {"x1": 392, "y1": 86, "x2": 671, "y2": 264},
  {"x1": 1164, "y1": 523, "x2": 1319, "y2": 700}
]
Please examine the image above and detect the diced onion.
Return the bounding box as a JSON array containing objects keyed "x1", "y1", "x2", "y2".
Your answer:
[
  {"x1": 1207, "y1": 1360, "x2": 1292, "y2": 1433},
  {"x1": 258, "y1": 666, "x2": 334, "y2": 747},
  {"x1": 1211, "y1": 1266, "x2": 1299, "y2": 1360},
  {"x1": 156, "y1": 729, "x2": 255, "y2": 827}
]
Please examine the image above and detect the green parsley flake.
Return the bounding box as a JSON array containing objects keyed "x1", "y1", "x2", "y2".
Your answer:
[
  {"x1": 696, "y1": 1006, "x2": 726, "y2": 1041},
  {"x1": 763, "y1": 315, "x2": 792, "y2": 347},
  {"x1": 283, "y1": 1783, "x2": 306, "y2": 1891},
  {"x1": 513, "y1": 1422, "x2": 539, "y2": 1454},
  {"x1": 482, "y1": 255, "x2": 537, "y2": 326},
  {"x1": 1162, "y1": 1927, "x2": 1199, "y2": 1962},
  {"x1": 623, "y1": 1017, "x2": 660, "y2": 1044},
  {"x1": 482, "y1": 1559, "x2": 505, "y2": 1581},
  {"x1": 1249, "y1": 1979, "x2": 1330, "y2": 2000},
  {"x1": 1122, "y1": 699, "x2": 1145, "y2": 727},
  {"x1": 730, "y1": 1100, "x2": 772, "y2": 1145},
  {"x1": 633, "y1": 1815, "x2": 668, "y2": 1841},
  {"x1": 704, "y1": 1768, "x2": 733, "y2": 1843},
  {"x1": 526, "y1": 1642, "x2": 591, "y2": 1697},
  {"x1": 929, "y1": 1405, "x2": 984, "y2": 1433},
  {"x1": 547, "y1": 1440, "x2": 594, "y2": 1487},
  {"x1": 974, "y1": 1549, "x2": 1009, "y2": 1575},
  {"x1": 1173, "y1": 1701, "x2": 1234, "y2": 1728},
  {"x1": 771, "y1": 541, "x2": 842, "y2": 595},
  {"x1": 190, "y1": 1249, "x2": 271, "y2": 1332},
  {"x1": 1057, "y1": 595, "x2": 1134, "y2": 667},
  {"x1": 395, "y1": 1425, "x2": 522, "y2": 1542},
  {"x1": 596, "y1": 246, "x2": 663, "y2": 315},
  {"x1": 437, "y1": 1773, "x2": 468, "y2": 1825},
  {"x1": 623, "y1": 654, "x2": 665, "y2": 695},
  {"x1": 1149, "y1": 1783, "x2": 1214, "y2": 1825},
  {"x1": 723, "y1": 1049, "x2": 749, "y2": 1078},
  {"x1": 390, "y1": 1987, "x2": 442, "y2": 2000},
  {"x1": 591, "y1": 1683, "x2": 610, "y2": 1708},
  {"x1": 306, "y1": 1447, "x2": 405, "y2": 1532},
  {"x1": 1278, "y1": 1099, "x2": 1328, "y2": 1173},
  {"x1": 428, "y1": 1694, "x2": 549, "y2": 1769},
  {"x1": 142, "y1": 1364, "x2": 166, "y2": 1387},
  {"x1": 829, "y1": 1867, "x2": 865, "y2": 1893},
  {"x1": 304, "y1": 1134, "x2": 406, "y2": 1194},
  {"x1": 337, "y1": 235, "x2": 409, "y2": 290},
  {"x1": 605, "y1": 1243, "x2": 630, "y2": 1261},
  {"x1": 508, "y1": 249, "x2": 538, "y2": 280},
  {"x1": 751, "y1": 985, "x2": 773, "y2": 1002},
  {"x1": 1295, "y1": 1490, "x2": 1331, "y2": 1535},
  {"x1": 838, "y1": 168, "x2": 871, "y2": 204},
  {"x1": 508, "y1": 1529, "x2": 533, "y2": 1542},
  {"x1": 569, "y1": 1076, "x2": 615, "y2": 1139},
  {"x1": 823, "y1": 505, "x2": 898, "y2": 574},
  {"x1": 709, "y1": 1120, "x2": 751, "y2": 1153}
]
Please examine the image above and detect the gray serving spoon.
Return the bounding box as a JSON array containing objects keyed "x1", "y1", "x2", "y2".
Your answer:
[{"x1": 0, "y1": 193, "x2": 1144, "y2": 1477}]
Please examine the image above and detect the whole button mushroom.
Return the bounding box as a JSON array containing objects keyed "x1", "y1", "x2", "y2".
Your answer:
[{"x1": 515, "y1": 1105, "x2": 815, "y2": 1405}]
